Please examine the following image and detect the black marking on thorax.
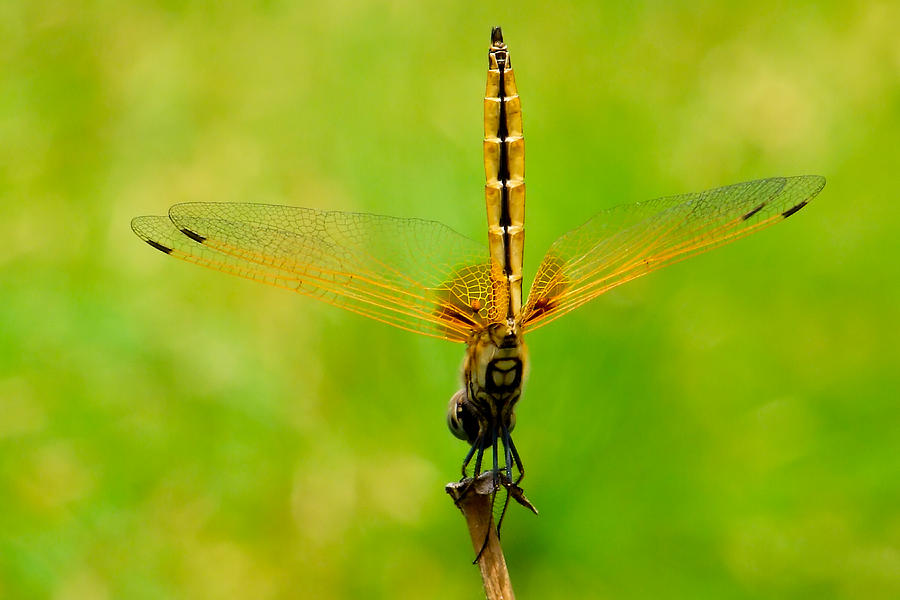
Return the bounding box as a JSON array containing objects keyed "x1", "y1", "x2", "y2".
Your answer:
[{"x1": 485, "y1": 357, "x2": 522, "y2": 395}]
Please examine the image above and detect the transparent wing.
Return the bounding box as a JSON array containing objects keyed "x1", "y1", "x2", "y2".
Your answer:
[
  {"x1": 521, "y1": 176, "x2": 825, "y2": 330},
  {"x1": 132, "y1": 204, "x2": 506, "y2": 342}
]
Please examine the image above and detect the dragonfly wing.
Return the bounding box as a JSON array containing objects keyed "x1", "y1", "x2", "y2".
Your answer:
[
  {"x1": 132, "y1": 204, "x2": 502, "y2": 342},
  {"x1": 521, "y1": 175, "x2": 825, "y2": 330}
]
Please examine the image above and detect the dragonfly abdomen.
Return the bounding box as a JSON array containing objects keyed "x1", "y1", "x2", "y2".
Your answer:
[{"x1": 484, "y1": 27, "x2": 525, "y2": 320}]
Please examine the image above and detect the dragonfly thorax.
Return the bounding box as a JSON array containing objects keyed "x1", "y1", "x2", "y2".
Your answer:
[{"x1": 447, "y1": 323, "x2": 527, "y2": 447}]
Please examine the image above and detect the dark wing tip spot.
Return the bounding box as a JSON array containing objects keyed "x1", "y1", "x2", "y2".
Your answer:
[
  {"x1": 180, "y1": 228, "x2": 207, "y2": 243},
  {"x1": 742, "y1": 202, "x2": 766, "y2": 220},
  {"x1": 145, "y1": 239, "x2": 173, "y2": 254},
  {"x1": 782, "y1": 200, "x2": 809, "y2": 218}
]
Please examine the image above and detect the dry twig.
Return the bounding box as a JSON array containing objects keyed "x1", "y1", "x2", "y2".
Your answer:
[{"x1": 446, "y1": 473, "x2": 516, "y2": 600}]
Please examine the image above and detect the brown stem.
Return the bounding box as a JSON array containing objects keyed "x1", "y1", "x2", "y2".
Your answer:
[{"x1": 445, "y1": 472, "x2": 515, "y2": 600}]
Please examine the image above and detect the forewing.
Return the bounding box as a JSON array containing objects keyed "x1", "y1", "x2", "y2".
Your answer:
[
  {"x1": 521, "y1": 176, "x2": 825, "y2": 330},
  {"x1": 132, "y1": 204, "x2": 502, "y2": 342}
]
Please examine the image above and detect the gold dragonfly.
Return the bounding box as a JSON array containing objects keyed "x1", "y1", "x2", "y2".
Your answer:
[{"x1": 132, "y1": 27, "x2": 825, "y2": 501}]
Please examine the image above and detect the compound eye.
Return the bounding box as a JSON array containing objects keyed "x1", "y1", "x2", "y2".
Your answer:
[{"x1": 446, "y1": 389, "x2": 471, "y2": 442}]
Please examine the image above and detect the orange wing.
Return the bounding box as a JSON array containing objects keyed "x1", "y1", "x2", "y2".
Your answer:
[
  {"x1": 521, "y1": 176, "x2": 825, "y2": 330},
  {"x1": 132, "y1": 204, "x2": 505, "y2": 342}
]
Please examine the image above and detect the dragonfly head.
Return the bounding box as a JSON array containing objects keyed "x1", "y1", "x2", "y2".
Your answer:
[
  {"x1": 447, "y1": 388, "x2": 477, "y2": 443},
  {"x1": 447, "y1": 387, "x2": 516, "y2": 445}
]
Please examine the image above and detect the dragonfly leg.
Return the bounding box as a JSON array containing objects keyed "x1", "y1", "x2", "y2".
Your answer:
[
  {"x1": 491, "y1": 430, "x2": 500, "y2": 489},
  {"x1": 475, "y1": 432, "x2": 502, "y2": 565},
  {"x1": 501, "y1": 425, "x2": 514, "y2": 482},
  {"x1": 474, "y1": 525, "x2": 491, "y2": 563},
  {"x1": 459, "y1": 431, "x2": 483, "y2": 479},
  {"x1": 500, "y1": 434, "x2": 538, "y2": 517},
  {"x1": 454, "y1": 430, "x2": 486, "y2": 508},
  {"x1": 473, "y1": 438, "x2": 487, "y2": 479},
  {"x1": 508, "y1": 434, "x2": 525, "y2": 485},
  {"x1": 494, "y1": 485, "x2": 513, "y2": 538},
  {"x1": 494, "y1": 425, "x2": 515, "y2": 536}
]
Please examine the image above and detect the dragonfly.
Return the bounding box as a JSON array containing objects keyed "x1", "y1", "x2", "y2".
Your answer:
[{"x1": 133, "y1": 27, "x2": 825, "y2": 513}]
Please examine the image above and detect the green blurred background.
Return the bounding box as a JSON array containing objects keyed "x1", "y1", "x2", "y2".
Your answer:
[{"x1": 2, "y1": 1, "x2": 898, "y2": 598}]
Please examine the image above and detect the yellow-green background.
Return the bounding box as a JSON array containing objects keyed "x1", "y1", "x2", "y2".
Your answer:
[{"x1": 2, "y1": 2, "x2": 898, "y2": 598}]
